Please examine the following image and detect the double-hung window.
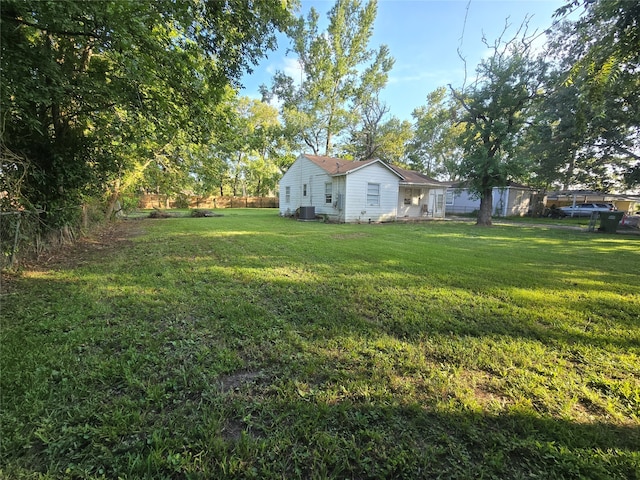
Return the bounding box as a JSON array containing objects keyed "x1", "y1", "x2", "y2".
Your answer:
[
  {"x1": 445, "y1": 190, "x2": 454, "y2": 206},
  {"x1": 285, "y1": 186, "x2": 291, "y2": 204},
  {"x1": 367, "y1": 183, "x2": 380, "y2": 206},
  {"x1": 325, "y1": 182, "x2": 332, "y2": 204}
]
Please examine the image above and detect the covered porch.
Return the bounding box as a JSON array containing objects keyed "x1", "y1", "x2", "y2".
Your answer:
[
  {"x1": 388, "y1": 164, "x2": 446, "y2": 220},
  {"x1": 396, "y1": 185, "x2": 445, "y2": 219}
]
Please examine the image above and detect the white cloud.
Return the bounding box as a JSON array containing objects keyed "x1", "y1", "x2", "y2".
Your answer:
[
  {"x1": 282, "y1": 57, "x2": 304, "y2": 85},
  {"x1": 262, "y1": 57, "x2": 304, "y2": 86}
]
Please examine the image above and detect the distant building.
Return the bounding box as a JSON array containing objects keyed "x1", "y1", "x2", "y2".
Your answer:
[{"x1": 444, "y1": 182, "x2": 536, "y2": 217}]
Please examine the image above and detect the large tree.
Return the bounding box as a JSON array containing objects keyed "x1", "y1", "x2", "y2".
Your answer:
[
  {"x1": 408, "y1": 87, "x2": 465, "y2": 180},
  {"x1": 517, "y1": 64, "x2": 588, "y2": 191},
  {"x1": 0, "y1": 0, "x2": 293, "y2": 226},
  {"x1": 551, "y1": 0, "x2": 640, "y2": 189},
  {"x1": 263, "y1": 0, "x2": 393, "y2": 156},
  {"x1": 519, "y1": 64, "x2": 631, "y2": 193},
  {"x1": 224, "y1": 96, "x2": 284, "y2": 197},
  {"x1": 449, "y1": 30, "x2": 546, "y2": 226},
  {"x1": 186, "y1": 91, "x2": 288, "y2": 198},
  {"x1": 341, "y1": 96, "x2": 412, "y2": 164}
]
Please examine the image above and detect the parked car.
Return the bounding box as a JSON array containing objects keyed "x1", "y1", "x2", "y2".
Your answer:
[{"x1": 558, "y1": 203, "x2": 616, "y2": 217}]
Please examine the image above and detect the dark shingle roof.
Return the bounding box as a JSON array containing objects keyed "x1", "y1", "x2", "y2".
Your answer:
[{"x1": 388, "y1": 164, "x2": 443, "y2": 186}]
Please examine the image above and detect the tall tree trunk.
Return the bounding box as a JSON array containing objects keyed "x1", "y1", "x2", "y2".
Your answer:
[
  {"x1": 104, "y1": 178, "x2": 121, "y2": 220},
  {"x1": 105, "y1": 191, "x2": 120, "y2": 219},
  {"x1": 563, "y1": 155, "x2": 576, "y2": 191},
  {"x1": 232, "y1": 152, "x2": 243, "y2": 196},
  {"x1": 477, "y1": 187, "x2": 493, "y2": 226},
  {"x1": 324, "y1": 130, "x2": 333, "y2": 157},
  {"x1": 232, "y1": 174, "x2": 239, "y2": 196}
]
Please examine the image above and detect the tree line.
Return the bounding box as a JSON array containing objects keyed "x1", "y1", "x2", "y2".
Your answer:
[{"x1": 1, "y1": 0, "x2": 638, "y2": 229}]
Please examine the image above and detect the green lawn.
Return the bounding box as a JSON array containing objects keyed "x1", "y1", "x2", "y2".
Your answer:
[{"x1": 2, "y1": 209, "x2": 639, "y2": 479}]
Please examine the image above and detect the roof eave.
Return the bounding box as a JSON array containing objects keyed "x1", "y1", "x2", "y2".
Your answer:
[
  {"x1": 332, "y1": 159, "x2": 404, "y2": 178},
  {"x1": 400, "y1": 181, "x2": 443, "y2": 187}
]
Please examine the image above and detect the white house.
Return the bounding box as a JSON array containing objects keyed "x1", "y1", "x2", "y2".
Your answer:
[
  {"x1": 445, "y1": 182, "x2": 536, "y2": 217},
  {"x1": 278, "y1": 154, "x2": 446, "y2": 223}
]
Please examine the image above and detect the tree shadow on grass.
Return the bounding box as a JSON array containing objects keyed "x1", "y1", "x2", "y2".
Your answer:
[
  {"x1": 222, "y1": 395, "x2": 640, "y2": 479},
  {"x1": 2, "y1": 220, "x2": 639, "y2": 478}
]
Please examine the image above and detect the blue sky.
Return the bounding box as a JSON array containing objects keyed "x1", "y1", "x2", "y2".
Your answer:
[{"x1": 240, "y1": 0, "x2": 576, "y2": 121}]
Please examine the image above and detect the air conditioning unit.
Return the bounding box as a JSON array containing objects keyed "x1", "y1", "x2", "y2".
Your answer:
[{"x1": 298, "y1": 206, "x2": 316, "y2": 220}]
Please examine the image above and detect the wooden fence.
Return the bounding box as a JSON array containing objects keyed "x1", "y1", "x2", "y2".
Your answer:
[{"x1": 136, "y1": 194, "x2": 278, "y2": 210}]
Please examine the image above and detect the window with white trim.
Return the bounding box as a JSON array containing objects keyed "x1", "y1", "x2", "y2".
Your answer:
[
  {"x1": 285, "y1": 186, "x2": 291, "y2": 203},
  {"x1": 325, "y1": 182, "x2": 332, "y2": 204},
  {"x1": 367, "y1": 183, "x2": 380, "y2": 206},
  {"x1": 303, "y1": 184, "x2": 307, "y2": 197},
  {"x1": 445, "y1": 190, "x2": 454, "y2": 205}
]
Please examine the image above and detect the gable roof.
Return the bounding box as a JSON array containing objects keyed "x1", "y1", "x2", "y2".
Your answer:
[
  {"x1": 302, "y1": 154, "x2": 441, "y2": 186},
  {"x1": 303, "y1": 154, "x2": 400, "y2": 177}
]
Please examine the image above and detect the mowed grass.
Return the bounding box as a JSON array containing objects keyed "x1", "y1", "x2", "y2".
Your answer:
[{"x1": 1, "y1": 209, "x2": 639, "y2": 479}]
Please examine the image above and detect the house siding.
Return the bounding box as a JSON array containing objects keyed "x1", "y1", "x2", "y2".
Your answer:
[
  {"x1": 343, "y1": 164, "x2": 399, "y2": 223},
  {"x1": 445, "y1": 189, "x2": 481, "y2": 215},
  {"x1": 504, "y1": 188, "x2": 532, "y2": 216},
  {"x1": 447, "y1": 186, "x2": 533, "y2": 217},
  {"x1": 279, "y1": 155, "x2": 331, "y2": 217},
  {"x1": 333, "y1": 176, "x2": 347, "y2": 222},
  {"x1": 495, "y1": 187, "x2": 533, "y2": 216}
]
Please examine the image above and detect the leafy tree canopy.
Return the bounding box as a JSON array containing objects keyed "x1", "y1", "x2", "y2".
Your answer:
[
  {"x1": 552, "y1": 0, "x2": 640, "y2": 188},
  {"x1": 408, "y1": 87, "x2": 465, "y2": 180},
  {"x1": 449, "y1": 28, "x2": 546, "y2": 225},
  {"x1": 262, "y1": 0, "x2": 393, "y2": 157},
  {"x1": 1, "y1": 0, "x2": 294, "y2": 226}
]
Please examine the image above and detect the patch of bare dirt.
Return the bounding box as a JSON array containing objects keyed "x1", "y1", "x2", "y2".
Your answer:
[
  {"x1": 217, "y1": 370, "x2": 265, "y2": 393},
  {"x1": 44, "y1": 220, "x2": 145, "y2": 268},
  {"x1": 7, "y1": 220, "x2": 145, "y2": 274},
  {"x1": 221, "y1": 419, "x2": 244, "y2": 442},
  {"x1": 1, "y1": 220, "x2": 139, "y2": 294}
]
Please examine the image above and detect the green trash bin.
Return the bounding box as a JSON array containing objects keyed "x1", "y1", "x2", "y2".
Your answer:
[{"x1": 598, "y1": 211, "x2": 625, "y2": 233}]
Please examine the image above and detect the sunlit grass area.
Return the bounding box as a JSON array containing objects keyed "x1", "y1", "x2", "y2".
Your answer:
[
  {"x1": 449, "y1": 213, "x2": 593, "y2": 228},
  {"x1": 2, "y1": 209, "x2": 639, "y2": 479}
]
